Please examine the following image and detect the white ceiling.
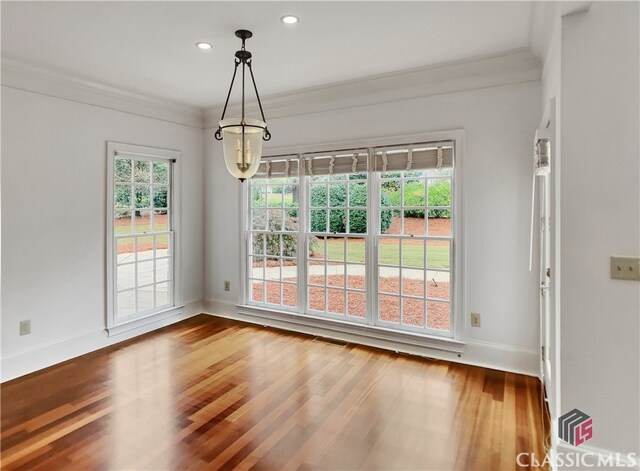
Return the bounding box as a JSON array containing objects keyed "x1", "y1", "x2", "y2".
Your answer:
[{"x1": 1, "y1": 1, "x2": 534, "y2": 108}]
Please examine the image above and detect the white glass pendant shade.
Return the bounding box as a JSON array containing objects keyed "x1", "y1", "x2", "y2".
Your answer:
[{"x1": 220, "y1": 117, "x2": 265, "y2": 180}]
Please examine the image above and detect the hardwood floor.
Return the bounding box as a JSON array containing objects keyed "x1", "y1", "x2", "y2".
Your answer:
[{"x1": 1, "y1": 315, "x2": 547, "y2": 470}]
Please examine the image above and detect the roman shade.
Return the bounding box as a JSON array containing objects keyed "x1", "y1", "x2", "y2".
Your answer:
[
  {"x1": 254, "y1": 155, "x2": 299, "y2": 179},
  {"x1": 303, "y1": 149, "x2": 368, "y2": 176},
  {"x1": 374, "y1": 142, "x2": 454, "y2": 172}
]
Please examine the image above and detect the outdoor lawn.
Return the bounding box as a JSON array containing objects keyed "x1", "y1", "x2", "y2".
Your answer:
[{"x1": 313, "y1": 237, "x2": 450, "y2": 269}]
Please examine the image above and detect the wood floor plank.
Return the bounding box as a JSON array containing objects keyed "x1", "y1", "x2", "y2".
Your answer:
[{"x1": 1, "y1": 315, "x2": 547, "y2": 470}]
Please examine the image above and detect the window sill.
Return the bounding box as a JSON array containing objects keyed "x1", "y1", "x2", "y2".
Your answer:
[
  {"x1": 106, "y1": 305, "x2": 184, "y2": 337},
  {"x1": 236, "y1": 303, "x2": 464, "y2": 354}
]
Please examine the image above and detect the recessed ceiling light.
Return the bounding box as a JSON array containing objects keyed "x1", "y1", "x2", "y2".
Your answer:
[
  {"x1": 280, "y1": 15, "x2": 299, "y2": 24},
  {"x1": 196, "y1": 42, "x2": 213, "y2": 50}
]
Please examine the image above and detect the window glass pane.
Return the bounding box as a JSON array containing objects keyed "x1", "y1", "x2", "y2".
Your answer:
[
  {"x1": 115, "y1": 159, "x2": 132, "y2": 182},
  {"x1": 309, "y1": 184, "x2": 327, "y2": 207},
  {"x1": 347, "y1": 291, "x2": 366, "y2": 318},
  {"x1": 308, "y1": 287, "x2": 325, "y2": 311},
  {"x1": 134, "y1": 160, "x2": 151, "y2": 183},
  {"x1": 403, "y1": 298, "x2": 425, "y2": 327},
  {"x1": 117, "y1": 290, "x2": 135, "y2": 317},
  {"x1": 378, "y1": 238, "x2": 399, "y2": 266},
  {"x1": 137, "y1": 236, "x2": 154, "y2": 261},
  {"x1": 310, "y1": 209, "x2": 327, "y2": 232},
  {"x1": 427, "y1": 179, "x2": 451, "y2": 207},
  {"x1": 153, "y1": 186, "x2": 168, "y2": 209},
  {"x1": 156, "y1": 258, "x2": 171, "y2": 283},
  {"x1": 137, "y1": 285, "x2": 154, "y2": 311},
  {"x1": 329, "y1": 183, "x2": 346, "y2": 207},
  {"x1": 156, "y1": 234, "x2": 170, "y2": 256},
  {"x1": 284, "y1": 209, "x2": 298, "y2": 230},
  {"x1": 134, "y1": 212, "x2": 151, "y2": 234},
  {"x1": 381, "y1": 180, "x2": 400, "y2": 206},
  {"x1": 427, "y1": 272, "x2": 450, "y2": 301},
  {"x1": 348, "y1": 210, "x2": 367, "y2": 234},
  {"x1": 403, "y1": 179, "x2": 425, "y2": 207},
  {"x1": 265, "y1": 235, "x2": 281, "y2": 257},
  {"x1": 137, "y1": 260, "x2": 154, "y2": 286},
  {"x1": 265, "y1": 281, "x2": 281, "y2": 305},
  {"x1": 117, "y1": 264, "x2": 135, "y2": 291},
  {"x1": 267, "y1": 209, "x2": 283, "y2": 231},
  {"x1": 153, "y1": 162, "x2": 168, "y2": 184},
  {"x1": 381, "y1": 209, "x2": 399, "y2": 235},
  {"x1": 135, "y1": 186, "x2": 150, "y2": 209},
  {"x1": 402, "y1": 268, "x2": 425, "y2": 297},
  {"x1": 326, "y1": 237, "x2": 345, "y2": 262},
  {"x1": 283, "y1": 186, "x2": 299, "y2": 207},
  {"x1": 328, "y1": 209, "x2": 345, "y2": 233},
  {"x1": 282, "y1": 284, "x2": 297, "y2": 307},
  {"x1": 379, "y1": 295, "x2": 400, "y2": 323},
  {"x1": 427, "y1": 240, "x2": 450, "y2": 270},
  {"x1": 427, "y1": 301, "x2": 450, "y2": 331},
  {"x1": 327, "y1": 289, "x2": 345, "y2": 314},
  {"x1": 281, "y1": 234, "x2": 297, "y2": 259},
  {"x1": 379, "y1": 266, "x2": 400, "y2": 294},
  {"x1": 309, "y1": 236, "x2": 325, "y2": 260},
  {"x1": 156, "y1": 282, "x2": 170, "y2": 307},
  {"x1": 348, "y1": 182, "x2": 366, "y2": 207},
  {"x1": 252, "y1": 187, "x2": 266, "y2": 208},
  {"x1": 265, "y1": 257, "x2": 281, "y2": 282},
  {"x1": 250, "y1": 256, "x2": 264, "y2": 279},
  {"x1": 116, "y1": 237, "x2": 135, "y2": 263},
  {"x1": 115, "y1": 211, "x2": 133, "y2": 235},
  {"x1": 327, "y1": 264, "x2": 345, "y2": 287},
  {"x1": 251, "y1": 280, "x2": 264, "y2": 303},
  {"x1": 252, "y1": 209, "x2": 267, "y2": 230},
  {"x1": 346, "y1": 264, "x2": 365, "y2": 290},
  {"x1": 282, "y1": 257, "x2": 297, "y2": 285},
  {"x1": 307, "y1": 260, "x2": 325, "y2": 287},
  {"x1": 402, "y1": 239, "x2": 425, "y2": 268},
  {"x1": 115, "y1": 185, "x2": 132, "y2": 208},
  {"x1": 346, "y1": 237, "x2": 365, "y2": 263},
  {"x1": 427, "y1": 212, "x2": 451, "y2": 236},
  {"x1": 267, "y1": 189, "x2": 282, "y2": 208},
  {"x1": 153, "y1": 210, "x2": 169, "y2": 232},
  {"x1": 403, "y1": 211, "x2": 425, "y2": 236}
]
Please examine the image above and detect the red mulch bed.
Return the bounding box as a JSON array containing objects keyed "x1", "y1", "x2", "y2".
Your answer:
[
  {"x1": 385, "y1": 216, "x2": 450, "y2": 237},
  {"x1": 252, "y1": 275, "x2": 450, "y2": 330}
]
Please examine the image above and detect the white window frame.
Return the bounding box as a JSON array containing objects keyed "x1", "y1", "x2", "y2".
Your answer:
[
  {"x1": 106, "y1": 142, "x2": 182, "y2": 334},
  {"x1": 240, "y1": 130, "x2": 464, "y2": 342}
]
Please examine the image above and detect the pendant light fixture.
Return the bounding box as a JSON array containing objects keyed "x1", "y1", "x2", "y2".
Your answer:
[{"x1": 214, "y1": 29, "x2": 271, "y2": 181}]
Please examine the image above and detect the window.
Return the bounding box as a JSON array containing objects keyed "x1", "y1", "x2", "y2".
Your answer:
[
  {"x1": 305, "y1": 151, "x2": 368, "y2": 318},
  {"x1": 107, "y1": 143, "x2": 179, "y2": 329},
  {"x1": 377, "y1": 148, "x2": 453, "y2": 332},
  {"x1": 248, "y1": 157, "x2": 299, "y2": 309},
  {"x1": 245, "y1": 139, "x2": 456, "y2": 338}
]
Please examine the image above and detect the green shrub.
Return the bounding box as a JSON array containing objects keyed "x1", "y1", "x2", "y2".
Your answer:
[
  {"x1": 309, "y1": 181, "x2": 392, "y2": 233},
  {"x1": 381, "y1": 179, "x2": 451, "y2": 219},
  {"x1": 251, "y1": 209, "x2": 318, "y2": 257},
  {"x1": 427, "y1": 180, "x2": 451, "y2": 218}
]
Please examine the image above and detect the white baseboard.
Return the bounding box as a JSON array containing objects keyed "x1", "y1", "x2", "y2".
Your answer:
[
  {"x1": 555, "y1": 442, "x2": 640, "y2": 470},
  {"x1": 1, "y1": 299, "x2": 203, "y2": 383},
  {"x1": 203, "y1": 298, "x2": 539, "y2": 376}
]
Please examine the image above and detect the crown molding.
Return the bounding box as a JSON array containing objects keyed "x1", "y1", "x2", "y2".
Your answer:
[
  {"x1": 1, "y1": 58, "x2": 203, "y2": 128},
  {"x1": 203, "y1": 48, "x2": 542, "y2": 128}
]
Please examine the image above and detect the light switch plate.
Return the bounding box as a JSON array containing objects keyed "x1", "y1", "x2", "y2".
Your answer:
[{"x1": 611, "y1": 257, "x2": 640, "y2": 281}]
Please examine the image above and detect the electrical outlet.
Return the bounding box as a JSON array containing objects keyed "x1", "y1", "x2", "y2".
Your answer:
[
  {"x1": 470, "y1": 313, "x2": 481, "y2": 328},
  {"x1": 19, "y1": 320, "x2": 31, "y2": 336},
  {"x1": 611, "y1": 257, "x2": 640, "y2": 281},
  {"x1": 224, "y1": 281, "x2": 231, "y2": 291}
]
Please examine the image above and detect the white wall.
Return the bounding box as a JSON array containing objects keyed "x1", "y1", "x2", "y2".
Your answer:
[
  {"x1": 559, "y1": 2, "x2": 640, "y2": 456},
  {"x1": 1, "y1": 87, "x2": 204, "y2": 380},
  {"x1": 204, "y1": 81, "x2": 543, "y2": 369}
]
